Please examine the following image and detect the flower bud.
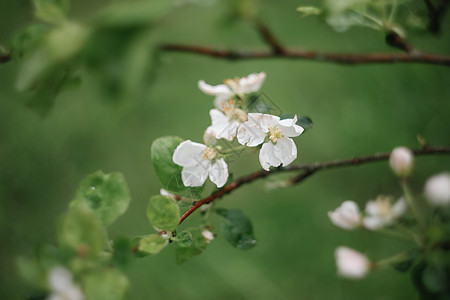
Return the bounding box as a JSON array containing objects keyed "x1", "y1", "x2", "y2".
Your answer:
[
  {"x1": 335, "y1": 247, "x2": 370, "y2": 279},
  {"x1": 424, "y1": 172, "x2": 450, "y2": 207},
  {"x1": 328, "y1": 201, "x2": 361, "y2": 230},
  {"x1": 202, "y1": 230, "x2": 214, "y2": 243},
  {"x1": 389, "y1": 147, "x2": 414, "y2": 177}
]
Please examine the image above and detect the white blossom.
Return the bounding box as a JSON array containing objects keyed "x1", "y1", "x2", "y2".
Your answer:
[
  {"x1": 389, "y1": 147, "x2": 414, "y2": 177},
  {"x1": 237, "y1": 113, "x2": 304, "y2": 171},
  {"x1": 198, "y1": 72, "x2": 266, "y2": 108},
  {"x1": 206, "y1": 101, "x2": 248, "y2": 141},
  {"x1": 202, "y1": 229, "x2": 214, "y2": 243},
  {"x1": 335, "y1": 247, "x2": 370, "y2": 279},
  {"x1": 328, "y1": 201, "x2": 362, "y2": 230},
  {"x1": 362, "y1": 196, "x2": 407, "y2": 230},
  {"x1": 424, "y1": 172, "x2": 450, "y2": 207},
  {"x1": 47, "y1": 266, "x2": 84, "y2": 300},
  {"x1": 173, "y1": 140, "x2": 228, "y2": 188}
]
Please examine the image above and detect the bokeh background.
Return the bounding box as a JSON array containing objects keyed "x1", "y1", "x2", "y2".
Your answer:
[{"x1": 1, "y1": 0, "x2": 450, "y2": 299}]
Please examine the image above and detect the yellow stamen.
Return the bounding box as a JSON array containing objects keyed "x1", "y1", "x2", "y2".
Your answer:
[
  {"x1": 202, "y1": 147, "x2": 217, "y2": 160},
  {"x1": 268, "y1": 126, "x2": 283, "y2": 143}
]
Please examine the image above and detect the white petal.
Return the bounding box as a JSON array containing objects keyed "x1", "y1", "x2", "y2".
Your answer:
[
  {"x1": 203, "y1": 127, "x2": 217, "y2": 145},
  {"x1": 364, "y1": 200, "x2": 379, "y2": 216},
  {"x1": 335, "y1": 247, "x2": 370, "y2": 279},
  {"x1": 362, "y1": 216, "x2": 384, "y2": 230},
  {"x1": 424, "y1": 172, "x2": 450, "y2": 206},
  {"x1": 237, "y1": 114, "x2": 266, "y2": 147},
  {"x1": 259, "y1": 142, "x2": 282, "y2": 171},
  {"x1": 198, "y1": 80, "x2": 231, "y2": 96},
  {"x1": 238, "y1": 72, "x2": 266, "y2": 94},
  {"x1": 208, "y1": 158, "x2": 229, "y2": 188},
  {"x1": 258, "y1": 113, "x2": 280, "y2": 132},
  {"x1": 49, "y1": 267, "x2": 73, "y2": 292},
  {"x1": 173, "y1": 140, "x2": 207, "y2": 167},
  {"x1": 209, "y1": 109, "x2": 239, "y2": 141},
  {"x1": 328, "y1": 201, "x2": 361, "y2": 230},
  {"x1": 278, "y1": 115, "x2": 304, "y2": 138},
  {"x1": 273, "y1": 137, "x2": 297, "y2": 167},
  {"x1": 392, "y1": 197, "x2": 407, "y2": 218},
  {"x1": 181, "y1": 163, "x2": 210, "y2": 187}
]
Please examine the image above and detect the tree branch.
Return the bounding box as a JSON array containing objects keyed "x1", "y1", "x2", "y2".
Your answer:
[
  {"x1": 178, "y1": 145, "x2": 450, "y2": 226},
  {"x1": 254, "y1": 19, "x2": 286, "y2": 55},
  {"x1": 159, "y1": 44, "x2": 450, "y2": 67},
  {"x1": 0, "y1": 52, "x2": 11, "y2": 64}
]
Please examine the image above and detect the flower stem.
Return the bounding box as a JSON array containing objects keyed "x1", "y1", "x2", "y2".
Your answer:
[
  {"x1": 373, "y1": 249, "x2": 412, "y2": 268},
  {"x1": 375, "y1": 228, "x2": 415, "y2": 242},
  {"x1": 401, "y1": 179, "x2": 426, "y2": 231}
]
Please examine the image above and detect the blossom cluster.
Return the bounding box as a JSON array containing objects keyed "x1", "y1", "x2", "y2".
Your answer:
[
  {"x1": 172, "y1": 72, "x2": 305, "y2": 188},
  {"x1": 330, "y1": 147, "x2": 450, "y2": 279}
]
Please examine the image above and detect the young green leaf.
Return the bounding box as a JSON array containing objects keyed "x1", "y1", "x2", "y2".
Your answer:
[
  {"x1": 296, "y1": 6, "x2": 322, "y2": 17},
  {"x1": 175, "y1": 228, "x2": 208, "y2": 264},
  {"x1": 146, "y1": 195, "x2": 180, "y2": 232},
  {"x1": 216, "y1": 208, "x2": 257, "y2": 250},
  {"x1": 33, "y1": 0, "x2": 70, "y2": 25},
  {"x1": 174, "y1": 231, "x2": 193, "y2": 248},
  {"x1": 70, "y1": 171, "x2": 130, "y2": 227},
  {"x1": 83, "y1": 269, "x2": 129, "y2": 300},
  {"x1": 151, "y1": 136, "x2": 203, "y2": 199},
  {"x1": 136, "y1": 234, "x2": 169, "y2": 256}
]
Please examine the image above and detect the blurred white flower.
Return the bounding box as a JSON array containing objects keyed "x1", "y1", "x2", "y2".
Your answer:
[
  {"x1": 160, "y1": 188, "x2": 175, "y2": 199},
  {"x1": 335, "y1": 247, "x2": 370, "y2": 279},
  {"x1": 328, "y1": 201, "x2": 362, "y2": 230},
  {"x1": 173, "y1": 140, "x2": 228, "y2": 188},
  {"x1": 198, "y1": 72, "x2": 266, "y2": 108},
  {"x1": 202, "y1": 229, "x2": 214, "y2": 243},
  {"x1": 424, "y1": 172, "x2": 450, "y2": 206},
  {"x1": 47, "y1": 266, "x2": 84, "y2": 300},
  {"x1": 237, "y1": 113, "x2": 304, "y2": 171},
  {"x1": 389, "y1": 147, "x2": 414, "y2": 177},
  {"x1": 362, "y1": 196, "x2": 407, "y2": 230},
  {"x1": 203, "y1": 127, "x2": 217, "y2": 146}
]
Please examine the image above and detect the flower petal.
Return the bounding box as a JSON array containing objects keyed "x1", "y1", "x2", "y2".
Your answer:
[
  {"x1": 278, "y1": 115, "x2": 304, "y2": 138},
  {"x1": 181, "y1": 163, "x2": 210, "y2": 187},
  {"x1": 209, "y1": 158, "x2": 229, "y2": 188},
  {"x1": 259, "y1": 142, "x2": 282, "y2": 171},
  {"x1": 198, "y1": 80, "x2": 231, "y2": 96},
  {"x1": 173, "y1": 140, "x2": 207, "y2": 168},
  {"x1": 238, "y1": 72, "x2": 266, "y2": 94},
  {"x1": 392, "y1": 197, "x2": 407, "y2": 218},
  {"x1": 273, "y1": 137, "x2": 297, "y2": 167},
  {"x1": 237, "y1": 113, "x2": 266, "y2": 147},
  {"x1": 209, "y1": 109, "x2": 240, "y2": 141}
]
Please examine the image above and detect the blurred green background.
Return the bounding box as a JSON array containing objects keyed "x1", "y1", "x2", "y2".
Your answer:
[{"x1": 1, "y1": 0, "x2": 450, "y2": 299}]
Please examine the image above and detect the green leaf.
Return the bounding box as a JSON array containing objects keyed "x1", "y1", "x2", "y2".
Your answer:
[
  {"x1": 216, "y1": 208, "x2": 257, "y2": 250},
  {"x1": 32, "y1": 0, "x2": 70, "y2": 25},
  {"x1": 57, "y1": 208, "x2": 103, "y2": 258},
  {"x1": 422, "y1": 265, "x2": 448, "y2": 293},
  {"x1": 151, "y1": 136, "x2": 203, "y2": 199},
  {"x1": 175, "y1": 228, "x2": 208, "y2": 264},
  {"x1": 83, "y1": 269, "x2": 129, "y2": 300},
  {"x1": 10, "y1": 25, "x2": 49, "y2": 59},
  {"x1": 111, "y1": 237, "x2": 134, "y2": 268},
  {"x1": 16, "y1": 257, "x2": 47, "y2": 289},
  {"x1": 146, "y1": 195, "x2": 180, "y2": 231},
  {"x1": 296, "y1": 6, "x2": 322, "y2": 17},
  {"x1": 174, "y1": 231, "x2": 192, "y2": 248},
  {"x1": 136, "y1": 234, "x2": 169, "y2": 256},
  {"x1": 70, "y1": 171, "x2": 131, "y2": 227}
]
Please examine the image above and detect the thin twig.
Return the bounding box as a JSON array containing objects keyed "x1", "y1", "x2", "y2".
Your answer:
[
  {"x1": 178, "y1": 145, "x2": 450, "y2": 226},
  {"x1": 254, "y1": 19, "x2": 285, "y2": 55},
  {"x1": 0, "y1": 52, "x2": 11, "y2": 64},
  {"x1": 159, "y1": 44, "x2": 450, "y2": 67}
]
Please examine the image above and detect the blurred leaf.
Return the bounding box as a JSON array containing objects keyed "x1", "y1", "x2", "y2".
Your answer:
[
  {"x1": 10, "y1": 25, "x2": 49, "y2": 59},
  {"x1": 111, "y1": 237, "x2": 134, "y2": 268},
  {"x1": 296, "y1": 6, "x2": 322, "y2": 17},
  {"x1": 16, "y1": 257, "x2": 47, "y2": 289},
  {"x1": 32, "y1": 0, "x2": 70, "y2": 25},
  {"x1": 175, "y1": 228, "x2": 207, "y2": 264},
  {"x1": 174, "y1": 231, "x2": 193, "y2": 248},
  {"x1": 83, "y1": 269, "x2": 129, "y2": 300},
  {"x1": 151, "y1": 136, "x2": 203, "y2": 198},
  {"x1": 216, "y1": 208, "x2": 257, "y2": 250},
  {"x1": 70, "y1": 171, "x2": 131, "y2": 227},
  {"x1": 136, "y1": 234, "x2": 168, "y2": 256},
  {"x1": 422, "y1": 265, "x2": 448, "y2": 293},
  {"x1": 57, "y1": 208, "x2": 103, "y2": 258},
  {"x1": 146, "y1": 195, "x2": 180, "y2": 232},
  {"x1": 95, "y1": 0, "x2": 175, "y2": 29}
]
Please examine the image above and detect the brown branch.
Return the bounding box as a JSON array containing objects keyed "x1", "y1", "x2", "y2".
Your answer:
[
  {"x1": 178, "y1": 145, "x2": 450, "y2": 226},
  {"x1": 254, "y1": 19, "x2": 285, "y2": 55},
  {"x1": 0, "y1": 52, "x2": 11, "y2": 64},
  {"x1": 159, "y1": 44, "x2": 450, "y2": 67}
]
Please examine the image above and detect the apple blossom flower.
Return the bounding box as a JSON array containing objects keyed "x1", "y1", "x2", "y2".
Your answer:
[
  {"x1": 335, "y1": 247, "x2": 370, "y2": 279},
  {"x1": 202, "y1": 229, "x2": 214, "y2": 243},
  {"x1": 173, "y1": 140, "x2": 228, "y2": 188},
  {"x1": 389, "y1": 147, "x2": 414, "y2": 177},
  {"x1": 206, "y1": 99, "x2": 248, "y2": 141},
  {"x1": 198, "y1": 72, "x2": 266, "y2": 108},
  {"x1": 362, "y1": 196, "x2": 407, "y2": 230},
  {"x1": 424, "y1": 172, "x2": 450, "y2": 207},
  {"x1": 237, "y1": 113, "x2": 304, "y2": 171},
  {"x1": 47, "y1": 266, "x2": 84, "y2": 300},
  {"x1": 203, "y1": 127, "x2": 217, "y2": 146},
  {"x1": 328, "y1": 201, "x2": 362, "y2": 230}
]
